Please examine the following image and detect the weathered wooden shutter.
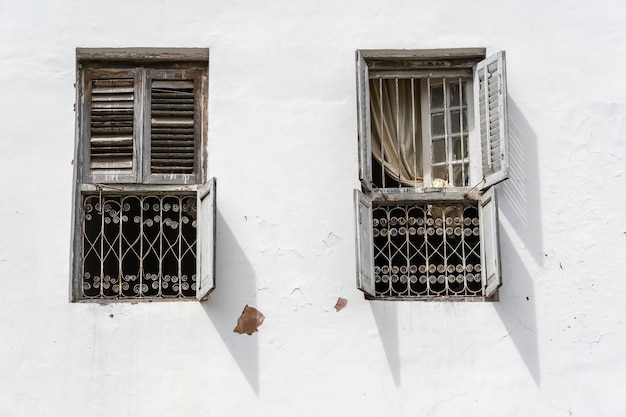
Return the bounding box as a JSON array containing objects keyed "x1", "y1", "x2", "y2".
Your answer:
[
  {"x1": 356, "y1": 52, "x2": 373, "y2": 192},
  {"x1": 146, "y1": 69, "x2": 201, "y2": 184},
  {"x1": 479, "y1": 186, "x2": 502, "y2": 298},
  {"x1": 475, "y1": 51, "x2": 509, "y2": 191},
  {"x1": 196, "y1": 177, "x2": 216, "y2": 301},
  {"x1": 85, "y1": 69, "x2": 139, "y2": 183},
  {"x1": 354, "y1": 189, "x2": 375, "y2": 296}
]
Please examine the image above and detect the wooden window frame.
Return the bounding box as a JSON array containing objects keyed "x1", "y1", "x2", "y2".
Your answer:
[
  {"x1": 70, "y1": 48, "x2": 216, "y2": 302},
  {"x1": 354, "y1": 48, "x2": 509, "y2": 300}
]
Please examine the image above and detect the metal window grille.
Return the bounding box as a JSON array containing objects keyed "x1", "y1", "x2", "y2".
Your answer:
[
  {"x1": 372, "y1": 201, "x2": 482, "y2": 298},
  {"x1": 81, "y1": 194, "x2": 197, "y2": 299}
]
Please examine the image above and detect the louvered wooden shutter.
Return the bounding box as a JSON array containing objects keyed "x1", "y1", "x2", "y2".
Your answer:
[
  {"x1": 85, "y1": 69, "x2": 139, "y2": 183},
  {"x1": 475, "y1": 51, "x2": 509, "y2": 191},
  {"x1": 145, "y1": 69, "x2": 201, "y2": 184},
  {"x1": 354, "y1": 189, "x2": 375, "y2": 297},
  {"x1": 479, "y1": 186, "x2": 502, "y2": 298}
]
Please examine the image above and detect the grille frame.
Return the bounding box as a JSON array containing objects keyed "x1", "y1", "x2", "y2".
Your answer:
[{"x1": 371, "y1": 200, "x2": 485, "y2": 300}]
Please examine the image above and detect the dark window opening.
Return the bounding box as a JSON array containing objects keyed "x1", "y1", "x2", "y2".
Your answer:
[{"x1": 81, "y1": 194, "x2": 197, "y2": 299}]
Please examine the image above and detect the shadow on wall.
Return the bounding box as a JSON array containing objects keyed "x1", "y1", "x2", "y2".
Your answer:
[
  {"x1": 370, "y1": 301, "x2": 401, "y2": 386},
  {"x1": 201, "y1": 210, "x2": 260, "y2": 395},
  {"x1": 495, "y1": 96, "x2": 542, "y2": 386},
  {"x1": 499, "y1": 97, "x2": 544, "y2": 267},
  {"x1": 495, "y1": 227, "x2": 541, "y2": 386},
  {"x1": 366, "y1": 97, "x2": 543, "y2": 387}
]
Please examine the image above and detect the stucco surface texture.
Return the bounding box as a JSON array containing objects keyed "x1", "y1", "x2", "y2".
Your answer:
[{"x1": 1, "y1": 1, "x2": 625, "y2": 416}]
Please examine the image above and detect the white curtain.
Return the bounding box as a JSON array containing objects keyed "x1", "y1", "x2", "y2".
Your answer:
[{"x1": 369, "y1": 78, "x2": 423, "y2": 187}]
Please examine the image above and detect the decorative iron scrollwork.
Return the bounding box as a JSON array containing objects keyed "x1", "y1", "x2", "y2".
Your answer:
[
  {"x1": 81, "y1": 194, "x2": 197, "y2": 299},
  {"x1": 372, "y1": 202, "x2": 481, "y2": 297}
]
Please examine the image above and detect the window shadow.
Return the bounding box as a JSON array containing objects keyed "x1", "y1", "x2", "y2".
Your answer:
[
  {"x1": 200, "y1": 210, "x2": 260, "y2": 395},
  {"x1": 499, "y1": 97, "x2": 544, "y2": 267},
  {"x1": 494, "y1": 96, "x2": 542, "y2": 386},
  {"x1": 369, "y1": 301, "x2": 401, "y2": 386},
  {"x1": 494, "y1": 225, "x2": 541, "y2": 386}
]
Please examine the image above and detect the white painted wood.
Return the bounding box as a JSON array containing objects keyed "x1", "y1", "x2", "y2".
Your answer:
[
  {"x1": 354, "y1": 189, "x2": 375, "y2": 296},
  {"x1": 421, "y1": 78, "x2": 433, "y2": 188},
  {"x1": 371, "y1": 188, "x2": 481, "y2": 202},
  {"x1": 356, "y1": 51, "x2": 373, "y2": 192},
  {"x1": 196, "y1": 177, "x2": 216, "y2": 301},
  {"x1": 475, "y1": 51, "x2": 509, "y2": 191},
  {"x1": 368, "y1": 69, "x2": 473, "y2": 79},
  {"x1": 479, "y1": 185, "x2": 501, "y2": 298}
]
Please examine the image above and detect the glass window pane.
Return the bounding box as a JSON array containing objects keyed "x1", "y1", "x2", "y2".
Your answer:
[
  {"x1": 432, "y1": 165, "x2": 448, "y2": 185},
  {"x1": 431, "y1": 85, "x2": 444, "y2": 109},
  {"x1": 449, "y1": 82, "x2": 461, "y2": 107},
  {"x1": 448, "y1": 81, "x2": 467, "y2": 106},
  {"x1": 431, "y1": 112, "x2": 444, "y2": 136},
  {"x1": 452, "y1": 137, "x2": 462, "y2": 161},
  {"x1": 449, "y1": 81, "x2": 466, "y2": 106},
  {"x1": 452, "y1": 164, "x2": 468, "y2": 187},
  {"x1": 451, "y1": 137, "x2": 468, "y2": 161},
  {"x1": 450, "y1": 110, "x2": 460, "y2": 133},
  {"x1": 449, "y1": 110, "x2": 467, "y2": 133},
  {"x1": 433, "y1": 139, "x2": 446, "y2": 163}
]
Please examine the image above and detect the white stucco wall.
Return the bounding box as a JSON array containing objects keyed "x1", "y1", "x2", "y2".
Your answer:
[{"x1": 1, "y1": 1, "x2": 625, "y2": 416}]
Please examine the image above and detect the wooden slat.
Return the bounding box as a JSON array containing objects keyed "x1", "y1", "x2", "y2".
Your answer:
[
  {"x1": 150, "y1": 79, "x2": 195, "y2": 175},
  {"x1": 90, "y1": 136, "x2": 133, "y2": 145},
  {"x1": 151, "y1": 118, "x2": 194, "y2": 126},
  {"x1": 475, "y1": 51, "x2": 509, "y2": 191},
  {"x1": 90, "y1": 78, "x2": 134, "y2": 174},
  {"x1": 152, "y1": 80, "x2": 194, "y2": 89},
  {"x1": 91, "y1": 160, "x2": 133, "y2": 169}
]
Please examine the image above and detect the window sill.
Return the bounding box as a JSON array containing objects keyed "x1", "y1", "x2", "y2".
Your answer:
[{"x1": 364, "y1": 294, "x2": 498, "y2": 302}]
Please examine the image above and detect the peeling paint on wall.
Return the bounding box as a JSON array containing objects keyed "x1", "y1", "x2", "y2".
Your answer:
[
  {"x1": 233, "y1": 305, "x2": 265, "y2": 335},
  {"x1": 334, "y1": 297, "x2": 347, "y2": 312}
]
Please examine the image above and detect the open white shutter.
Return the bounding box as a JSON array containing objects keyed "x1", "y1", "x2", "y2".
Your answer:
[
  {"x1": 479, "y1": 186, "x2": 502, "y2": 298},
  {"x1": 196, "y1": 177, "x2": 216, "y2": 301},
  {"x1": 354, "y1": 189, "x2": 375, "y2": 296},
  {"x1": 356, "y1": 52, "x2": 373, "y2": 192},
  {"x1": 475, "y1": 51, "x2": 509, "y2": 191}
]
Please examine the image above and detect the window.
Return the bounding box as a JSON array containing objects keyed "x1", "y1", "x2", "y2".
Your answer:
[
  {"x1": 71, "y1": 48, "x2": 215, "y2": 301},
  {"x1": 354, "y1": 48, "x2": 508, "y2": 300}
]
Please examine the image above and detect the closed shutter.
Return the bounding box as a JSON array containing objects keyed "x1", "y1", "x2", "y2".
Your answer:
[
  {"x1": 479, "y1": 186, "x2": 502, "y2": 298},
  {"x1": 475, "y1": 51, "x2": 509, "y2": 191},
  {"x1": 85, "y1": 69, "x2": 139, "y2": 182},
  {"x1": 354, "y1": 189, "x2": 375, "y2": 296},
  {"x1": 145, "y1": 69, "x2": 202, "y2": 184},
  {"x1": 196, "y1": 177, "x2": 216, "y2": 301}
]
